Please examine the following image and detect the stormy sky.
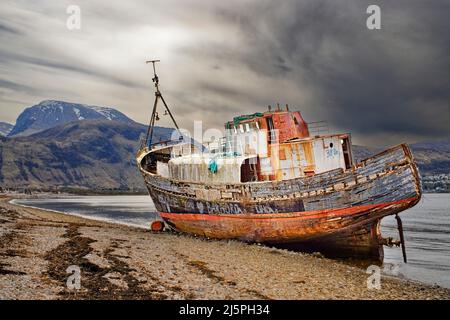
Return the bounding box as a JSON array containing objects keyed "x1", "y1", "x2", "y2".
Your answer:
[{"x1": 0, "y1": 0, "x2": 449, "y2": 146}]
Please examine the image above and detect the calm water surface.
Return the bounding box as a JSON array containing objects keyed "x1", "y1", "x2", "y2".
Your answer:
[
  {"x1": 13, "y1": 194, "x2": 450, "y2": 288},
  {"x1": 381, "y1": 194, "x2": 450, "y2": 288}
]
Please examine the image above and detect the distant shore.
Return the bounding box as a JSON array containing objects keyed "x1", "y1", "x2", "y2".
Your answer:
[
  {"x1": 0, "y1": 188, "x2": 148, "y2": 196},
  {"x1": 1, "y1": 195, "x2": 449, "y2": 300}
]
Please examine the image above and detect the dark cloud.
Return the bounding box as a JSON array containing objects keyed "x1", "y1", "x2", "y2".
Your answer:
[
  {"x1": 0, "y1": 23, "x2": 22, "y2": 35},
  {"x1": 0, "y1": 50, "x2": 144, "y2": 89},
  {"x1": 0, "y1": 79, "x2": 36, "y2": 94},
  {"x1": 0, "y1": 0, "x2": 448, "y2": 146},
  {"x1": 195, "y1": 0, "x2": 450, "y2": 145}
]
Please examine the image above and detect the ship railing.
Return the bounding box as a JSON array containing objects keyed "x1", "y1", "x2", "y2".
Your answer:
[{"x1": 308, "y1": 121, "x2": 329, "y2": 136}]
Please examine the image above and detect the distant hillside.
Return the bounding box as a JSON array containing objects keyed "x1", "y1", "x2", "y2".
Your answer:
[
  {"x1": 8, "y1": 100, "x2": 134, "y2": 137},
  {"x1": 352, "y1": 145, "x2": 382, "y2": 162},
  {"x1": 0, "y1": 122, "x2": 13, "y2": 136},
  {"x1": 409, "y1": 139, "x2": 450, "y2": 175},
  {"x1": 0, "y1": 120, "x2": 173, "y2": 191}
]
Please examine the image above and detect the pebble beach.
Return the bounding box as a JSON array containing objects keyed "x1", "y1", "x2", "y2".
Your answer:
[{"x1": 1, "y1": 195, "x2": 449, "y2": 300}]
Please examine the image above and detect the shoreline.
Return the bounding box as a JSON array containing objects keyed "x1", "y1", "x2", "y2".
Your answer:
[
  {"x1": 1, "y1": 195, "x2": 449, "y2": 300},
  {"x1": 6, "y1": 197, "x2": 414, "y2": 284},
  {"x1": 9, "y1": 198, "x2": 152, "y2": 231}
]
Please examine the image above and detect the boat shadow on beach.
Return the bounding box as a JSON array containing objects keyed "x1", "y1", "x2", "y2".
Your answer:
[{"x1": 267, "y1": 242, "x2": 385, "y2": 269}]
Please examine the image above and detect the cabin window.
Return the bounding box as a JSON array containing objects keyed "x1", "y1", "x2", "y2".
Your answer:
[
  {"x1": 329, "y1": 142, "x2": 334, "y2": 148},
  {"x1": 341, "y1": 137, "x2": 353, "y2": 169},
  {"x1": 239, "y1": 124, "x2": 244, "y2": 133},
  {"x1": 266, "y1": 117, "x2": 276, "y2": 143},
  {"x1": 293, "y1": 116, "x2": 299, "y2": 125}
]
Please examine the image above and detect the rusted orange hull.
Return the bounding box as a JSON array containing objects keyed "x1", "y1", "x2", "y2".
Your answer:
[
  {"x1": 160, "y1": 197, "x2": 417, "y2": 242},
  {"x1": 160, "y1": 197, "x2": 419, "y2": 259}
]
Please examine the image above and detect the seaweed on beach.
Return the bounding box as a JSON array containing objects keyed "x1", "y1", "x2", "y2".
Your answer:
[{"x1": 44, "y1": 224, "x2": 166, "y2": 300}]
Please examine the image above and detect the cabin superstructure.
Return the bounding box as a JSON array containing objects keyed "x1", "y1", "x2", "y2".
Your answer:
[{"x1": 163, "y1": 106, "x2": 354, "y2": 184}]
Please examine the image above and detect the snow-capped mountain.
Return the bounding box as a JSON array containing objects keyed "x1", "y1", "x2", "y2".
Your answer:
[
  {"x1": 0, "y1": 122, "x2": 13, "y2": 136},
  {"x1": 8, "y1": 100, "x2": 135, "y2": 137}
]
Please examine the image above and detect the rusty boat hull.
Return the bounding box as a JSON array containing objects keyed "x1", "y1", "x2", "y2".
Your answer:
[{"x1": 137, "y1": 144, "x2": 422, "y2": 259}]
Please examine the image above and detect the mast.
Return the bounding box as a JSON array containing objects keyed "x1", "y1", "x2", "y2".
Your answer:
[{"x1": 143, "y1": 60, "x2": 180, "y2": 149}]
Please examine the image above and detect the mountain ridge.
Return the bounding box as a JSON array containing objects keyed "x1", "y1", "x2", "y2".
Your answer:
[
  {"x1": 0, "y1": 120, "x2": 173, "y2": 191},
  {"x1": 0, "y1": 122, "x2": 13, "y2": 136},
  {"x1": 8, "y1": 100, "x2": 135, "y2": 137}
]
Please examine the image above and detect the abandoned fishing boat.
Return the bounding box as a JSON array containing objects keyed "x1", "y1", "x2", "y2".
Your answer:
[{"x1": 137, "y1": 61, "x2": 422, "y2": 260}]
